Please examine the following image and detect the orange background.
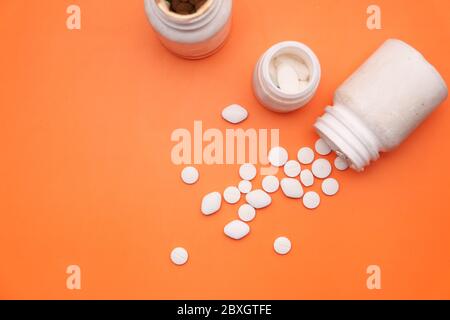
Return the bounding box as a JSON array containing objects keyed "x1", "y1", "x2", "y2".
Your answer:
[{"x1": 0, "y1": 0, "x2": 449, "y2": 299}]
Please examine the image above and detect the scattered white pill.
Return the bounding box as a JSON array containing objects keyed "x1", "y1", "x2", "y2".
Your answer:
[
  {"x1": 181, "y1": 166, "x2": 199, "y2": 185},
  {"x1": 334, "y1": 156, "x2": 349, "y2": 171},
  {"x1": 170, "y1": 247, "x2": 189, "y2": 266},
  {"x1": 238, "y1": 204, "x2": 256, "y2": 222},
  {"x1": 262, "y1": 175, "x2": 280, "y2": 193},
  {"x1": 277, "y1": 62, "x2": 301, "y2": 94},
  {"x1": 246, "y1": 189, "x2": 272, "y2": 209},
  {"x1": 283, "y1": 160, "x2": 301, "y2": 177},
  {"x1": 300, "y1": 169, "x2": 314, "y2": 187},
  {"x1": 223, "y1": 186, "x2": 241, "y2": 204},
  {"x1": 322, "y1": 178, "x2": 340, "y2": 196},
  {"x1": 311, "y1": 158, "x2": 332, "y2": 179},
  {"x1": 224, "y1": 220, "x2": 250, "y2": 240},
  {"x1": 239, "y1": 163, "x2": 257, "y2": 181},
  {"x1": 280, "y1": 178, "x2": 304, "y2": 199},
  {"x1": 315, "y1": 138, "x2": 332, "y2": 155},
  {"x1": 269, "y1": 61, "x2": 279, "y2": 87},
  {"x1": 238, "y1": 180, "x2": 252, "y2": 194},
  {"x1": 268, "y1": 146, "x2": 289, "y2": 167},
  {"x1": 297, "y1": 147, "x2": 315, "y2": 164},
  {"x1": 221, "y1": 104, "x2": 248, "y2": 124},
  {"x1": 201, "y1": 192, "x2": 222, "y2": 215},
  {"x1": 303, "y1": 191, "x2": 321, "y2": 209},
  {"x1": 273, "y1": 237, "x2": 292, "y2": 255}
]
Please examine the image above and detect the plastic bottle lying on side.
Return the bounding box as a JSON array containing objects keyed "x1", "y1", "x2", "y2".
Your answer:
[{"x1": 314, "y1": 39, "x2": 448, "y2": 171}]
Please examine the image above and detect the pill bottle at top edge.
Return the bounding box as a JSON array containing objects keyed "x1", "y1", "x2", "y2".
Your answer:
[
  {"x1": 314, "y1": 39, "x2": 448, "y2": 171},
  {"x1": 144, "y1": 0, "x2": 232, "y2": 59}
]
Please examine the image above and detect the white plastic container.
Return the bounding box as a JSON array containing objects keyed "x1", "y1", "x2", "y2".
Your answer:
[
  {"x1": 253, "y1": 41, "x2": 321, "y2": 113},
  {"x1": 314, "y1": 39, "x2": 448, "y2": 171},
  {"x1": 144, "y1": 0, "x2": 232, "y2": 59}
]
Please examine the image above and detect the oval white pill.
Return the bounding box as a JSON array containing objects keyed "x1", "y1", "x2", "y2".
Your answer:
[
  {"x1": 223, "y1": 186, "x2": 241, "y2": 204},
  {"x1": 239, "y1": 163, "x2": 257, "y2": 181},
  {"x1": 283, "y1": 160, "x2": 301, "y2": 177},
  {"x1": 297, "y1": 147, "x2": 315, "y2": 164},
  {"x1": 300, "y1": 169, "x2": 314, "y2": 187},
  {"x1": 238, "y1": 204, "x2": 256, "y2": 222},
  {"x1": 170, "y1": 247, "x2": 188, "y2": 266},
  {"x1": 246, "y1": 189, "x2": 272, "y2": 209},
  {"x1": 280, "y1": 178, "x2": 304, "y2": 199},
  {"x1": 312, "y1": 158, "x2": 332, "y2": 179},
  {"x1": 277, "y1": 62, "x2": 301, "y2": 94},
  {"x1": 315, "y1": 138, "x2": 332, "y2": 155},
  {"x1": 201, "y1": 192, "x2": 222, "y2": 215},
  {"x1": 221, "y1": 104, "x2": 248, "y2": 124},
  {"x1": 322, "y1": 178, "x2": 339, "y2": 196},
  {"x1": 181, "y1": 166, "x2": 199, "y2": 185},
  {"x1": 262, "y1": 175, "x2": 279, "y2": 193},
  {"x1": 268, "y1": 146, "x2": 288, "y2": 167},
  {"x1": 274, "y1": 237, "x2": 292, "y2": 255},
  {"x1": 224, "y1": 220, "x2": 250, "y2": 240},
  {"x1": 238, "y1": 180, "x2": 252, "y2": 194},
  {"x1": 303, "y1": 191, "x2": 321, "y2": 209},
  {"x1": 334, "y1": 156, "x2": 349, "y2": 171}
]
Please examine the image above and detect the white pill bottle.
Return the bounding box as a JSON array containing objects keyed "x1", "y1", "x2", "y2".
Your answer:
[
  {"x1": 144, "y1": 0, "x2": 233, "y2": 59},
  {"x1": 315, "y1": 39, "x2": 448, "y2": 171}
]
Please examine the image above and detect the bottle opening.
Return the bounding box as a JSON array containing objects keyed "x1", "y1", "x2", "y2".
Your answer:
[{"x1": 156, "y1": 0, "x2": 213, "y2": 20}]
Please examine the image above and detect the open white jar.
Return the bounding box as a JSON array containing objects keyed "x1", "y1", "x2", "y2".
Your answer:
[
  {"x1": 144, "y1": 0, "x2": 233, "y2": 59},
  {"x1": 253, "y1": 41, "x2": 321, "y2": 113}
]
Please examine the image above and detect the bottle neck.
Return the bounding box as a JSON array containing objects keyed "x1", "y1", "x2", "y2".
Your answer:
[{"x1": 314, "y1": 104, "x2": 382, "y2": 171}]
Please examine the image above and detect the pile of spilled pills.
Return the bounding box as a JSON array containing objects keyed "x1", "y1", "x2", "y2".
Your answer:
[{"x1": 171, "y1": 104, "x2": 348, "y2": 266}]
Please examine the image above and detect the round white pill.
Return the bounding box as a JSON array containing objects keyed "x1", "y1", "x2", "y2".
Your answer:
[
  {"x1": 300, "y1": 169, "x2": 314, "y2": 187},
  {"x1": 283, "y1": 160, "x2": 301, "y2": 177},
  {"x1": 239, "y1": 163, "x2": 257, "y2": 181},
  {"x1": 311, "y1": 158, "x2": 332, "y2": 179},
  {"x1": 181, "y1": 166, "x2": 199, "y2": 185},
  {"x1": 221, "y1": 104, "x2": 248, "y2": 124},
  {"x1": 334, "y1": 156, "x2": 349, "y2": 171},
  {"x1": 322, "y1": 178, "x2": 339, "y2": 196},
  {"x1": 170, "y1": 247, "x2": 188, "y2": 266},
  {"x1": 201, "y1": 192, "x2": 222, "y2": 215},
  {"x1": 274, "y1": 237, "x2": 292, "y2": 255},
  {"x1": 315, "y1": 138, "x2": 332, "y2": 156},
  {"x1": 297, "y1": 147, "x2": 315, "y2": 164},
  {"x1": 280, "y1": 178, "x2": 304, "y2": 199},
  {"x1": 268, "y1": 146, "x2": 288, "y2": 167},
  {"x1": 238, "y1": 204, "x2": 256, "y2": 222},
  {"x1": 246, "y1": 189, "x2": 272, "y2": 209},
  {"x1": 303, "y1": 191, "x2": 321, "y2": 209},
  {"x1": 223, "y1": 186, "x2": 241, "y2": 204},
  {"x1": 238, "y1": 180, "x2": 252, "y2": 194},
  {"x1": 262, "y1": 175, "x2": 279, "y2": 193},
  {"x1": 224, "y1": 220, "x2": 250, "y2": 240}
]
